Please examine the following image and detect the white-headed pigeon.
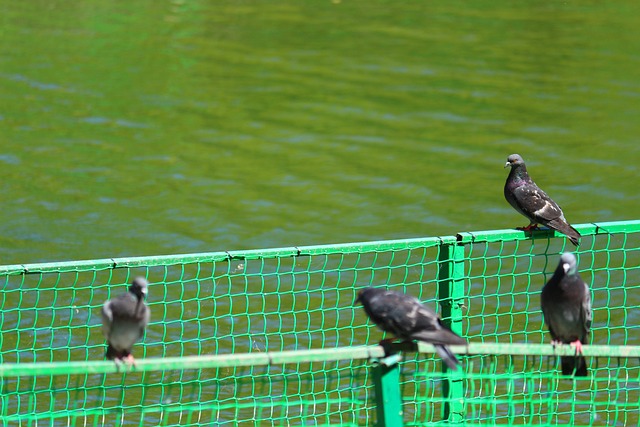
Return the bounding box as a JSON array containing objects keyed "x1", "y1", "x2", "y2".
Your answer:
[
  {"x1": 541, "y1": 253, "x2": 591, "y2": 376},
  {"x1": 101, "y1": 277, "x2": 151, "y2": 365}
]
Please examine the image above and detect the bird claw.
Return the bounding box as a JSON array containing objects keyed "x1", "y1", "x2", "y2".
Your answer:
[
  {"x1": 113, "y1": 358, "x2": 123, "y2": 371},
  {"x1": 378, "y1": 338, "x2": 397, "y2": 356},
  {"x1": 517, "y1": 224, "x2": 539, "y2": 232},
  {"x1": 123, "y1": 354, "x2": 137, "y2": 366},
  {"x1": 113, "y1": 354, "x2": 137, "y2": 370},
  {"x1": 570, "y1": 340, "x2": 584, "y2": 355}
]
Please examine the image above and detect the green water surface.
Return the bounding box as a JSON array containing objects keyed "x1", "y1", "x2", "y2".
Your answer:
[{"x1": 1, "y1": 1, "x2": 638, "y2": 264}]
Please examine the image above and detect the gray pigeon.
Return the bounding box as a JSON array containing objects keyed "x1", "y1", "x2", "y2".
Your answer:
[
  {"x1": 504, "y1": 154, "x2": 581, "y2": 246},
  {"x1": 540, "y1": 253, "x2": 591, "y2": 376},
  {"x1": 356, "y1": 287, "x2": 467, "y2": 369},
  {"x1": 101, "y1": 277, "x2": 151, "y2": 364}
]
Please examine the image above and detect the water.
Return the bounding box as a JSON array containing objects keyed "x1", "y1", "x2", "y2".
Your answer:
[
  {"x1": 1, "y1": 1, "x2": 640, "y2": 425},
  {"x1": 1, "y1": 1, "x2": 639, "y2": 264}
]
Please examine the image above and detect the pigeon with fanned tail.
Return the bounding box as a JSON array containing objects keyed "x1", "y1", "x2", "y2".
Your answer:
[
  {"x1": 541, "y1": 253, "x2": 591, "y2": 376},
  {"x1": 356, "y1": 287, "x2": 466, "y2": 370},
  {"x1": 101, "y1": 277, "x2": 151, "y2": 365},
  {"x1": 504, "y1": 154, "x2": 581, "y2": 246}
]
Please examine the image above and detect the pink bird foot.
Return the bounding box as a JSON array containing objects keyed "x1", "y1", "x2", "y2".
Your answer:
[
  {"x1": 122, "y1": 354, "x2": 137, "y2": 366},
  {"x1": 113, "y1": 354, "x2": 136, "y2": 368},
  {"x1": 517, "y1": 224, "x2": 539, "y2": 232},
  {"x1": 570, "y1": 340, "x2": 584, "y2": 354}
]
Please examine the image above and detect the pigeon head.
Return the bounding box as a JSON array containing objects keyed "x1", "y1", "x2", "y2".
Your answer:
[
  {"x1": 504, "y1": 154, "x2": 525, "y2": 169},
  {"x1": 355, "y1": 287, "x2": 381, "y2": 305},
  {"x1": 129, "y1": 277, "x2": 149, "y2": 300},
  {"x1": 559, "y1": 252, "x2": 578, "y2": 275}
]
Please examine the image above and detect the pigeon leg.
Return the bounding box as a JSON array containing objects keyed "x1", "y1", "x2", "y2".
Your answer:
[
  {"x1": 517, "y1": 223, "x2": 539, "y2": 231},
  {"x1": 122, "y1": 354, "x2": 137, "y2": 366},
  {"x1": 378, "y1": 337, "x2": 401, "y2": 356},
  {"x1": 112, "y1": 357, "x2": 124, "y2": 372},
  {"x1": 570, "y1": 340, "x2": 584, "y2": 355}
]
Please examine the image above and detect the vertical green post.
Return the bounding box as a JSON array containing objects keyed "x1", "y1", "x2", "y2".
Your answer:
[
  {"x1": 437, "y1": 241, "x2": 465, "y2": 423},
  {"x1": 371, "y1": 354, "x2": 404, "y2": 427}
]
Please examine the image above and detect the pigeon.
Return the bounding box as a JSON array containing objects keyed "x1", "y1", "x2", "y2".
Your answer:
[
  {"x1": 504, "y1": 154, "x2": 581, "y2": 246},
  {"x1": 101, "y1": 277, "x2": 151, "y2": 365},
  {"x1": 540, "y1": 253, "x2": 592, "y2": 376},
  {"x1": 356, "y1": 287, "x2": 467, "y2": 369}
]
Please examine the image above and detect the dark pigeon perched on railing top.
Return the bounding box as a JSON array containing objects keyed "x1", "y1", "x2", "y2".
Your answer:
[{"x1": 504, "y1": 153, "x2": 581, "y2": 246}]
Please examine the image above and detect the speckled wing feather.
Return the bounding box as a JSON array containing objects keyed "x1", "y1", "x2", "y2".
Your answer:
[
  {"x1": 509, "y1": 182, "x2": 563, "y2": 223},
  {"x1": 357, "y1": 287, "x2": 466, "y2": 369},
  {"x1": 101, "y1": 300, "x2": 114, "y2": 340}
]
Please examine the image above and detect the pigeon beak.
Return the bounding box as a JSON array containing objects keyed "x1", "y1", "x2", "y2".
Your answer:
[
  {"x1": 504, "y1": 161, "x2": 511, "y2": 168},
  {"x1": 355, "y1": 293, "x2": 363, "y2": 305}
]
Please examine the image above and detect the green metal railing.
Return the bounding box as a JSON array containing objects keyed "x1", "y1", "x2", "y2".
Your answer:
[{"x1": 1, "y1": 220, "x2": 639, "y2": 426}]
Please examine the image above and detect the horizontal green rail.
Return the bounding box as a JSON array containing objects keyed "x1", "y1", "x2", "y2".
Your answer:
[
  {"x1": 443, "y1": 342, "x2": 640, "y2": 357},
  {"x1": 455, "y1": 220, "x2": 639, "y2": 243},
  {"x1": 0, "y1": 220, "x2": 638, "y2": 275},
  {"x1": 0, "y1": 346, "x2": 385, "y2": 377},
  {"x1": 2, "y1": 343, "x2": 638, "y2": 377}
]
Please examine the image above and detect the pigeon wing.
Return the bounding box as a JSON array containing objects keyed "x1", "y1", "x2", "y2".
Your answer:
[
  {"x1": 511, "y1": 183, "x2": 563, "y2": 223},
  {"x1": 377, "y1": 292, "x2": 423, "y2": 338},
  {"x1": 401, "y1": 299, "x2": 466, "y2": 345},
  {"x1": 361, "y1": 291, "x2": 401, "y2": 335},
  {"x1": 540, "y1": 277, "x2": 563, "y2": 342},
  {"x1": 363, "y1": 291, "x2": 431, "y2": 339},
  {"x1": 137, "y1": 304, "x2": 151, "y2": 340},
  {"x1": 540, "y1": 298, "x2": 561, "y2": 342},
  {"x1": 580, "y1": 282, "x2": 592, "y2": 343},
  {"x1": 101, "y1": 300, "x2": 114, "y2": 340},
  {"x1": 409, "y1": 304, "x2": 440, "y2": 332}
]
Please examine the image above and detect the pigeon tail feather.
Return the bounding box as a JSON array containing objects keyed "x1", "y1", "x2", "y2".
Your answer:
[
  {"x1": 561, "y1": 355, "x2": 588, "y2": 376},
  {"x1": 434, "y1": 344, "x2": 461, "y2": 370},
  {"x1": 412, "y1": 327, "x2": 467, "y2": 346},
  {"x1": 546, "y1": 218, "x2": 581, "y2": 246}
]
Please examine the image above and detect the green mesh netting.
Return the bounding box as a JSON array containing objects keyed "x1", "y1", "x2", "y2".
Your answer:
[{"x1": 1, "y1": 220, "x2": 639, "y2": 426}]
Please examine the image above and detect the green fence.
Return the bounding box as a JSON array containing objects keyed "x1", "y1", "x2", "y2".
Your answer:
[{"x1": 1, "y1": 220, "x2": 639, "y2": 426}]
